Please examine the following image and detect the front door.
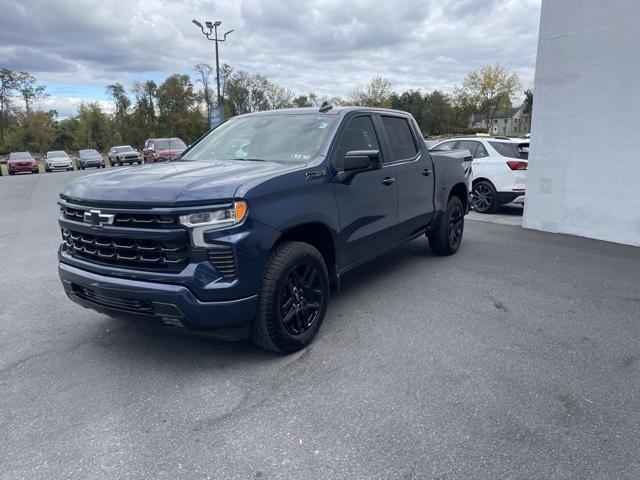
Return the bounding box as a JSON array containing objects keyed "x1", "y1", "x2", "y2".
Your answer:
[{"x1": 333, "y1": 115, "x2": 399, "y2": 267}]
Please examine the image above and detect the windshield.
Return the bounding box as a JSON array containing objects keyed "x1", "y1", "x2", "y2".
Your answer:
[
  {"x1": 10, "y1": 152, "x2": 31, "y2": 160},
  {"x1": 48, "y1": 151, "x2": 67, "y2": 157},
  {"x1": 80, "y1": 149, "x2": 100, "y2": 156},
  {"x1": 182, "y1": 115, "x2": 337, "y2": 163},
  {"x1": 115, "y1": 146, "x2": 134, "y2": 153},
  {"x1": 154, "y1": 139, "x2": 186, "y2": 151}
]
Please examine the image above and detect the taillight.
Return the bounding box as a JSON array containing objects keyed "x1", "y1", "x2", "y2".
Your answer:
[{"x1": 507, "y1": 161, "x2": 527, "y2": 171}]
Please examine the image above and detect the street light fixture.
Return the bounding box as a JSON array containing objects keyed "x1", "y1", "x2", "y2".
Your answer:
[{"x1": 192, "y1": 18, "x2": 233, "y2": 123}]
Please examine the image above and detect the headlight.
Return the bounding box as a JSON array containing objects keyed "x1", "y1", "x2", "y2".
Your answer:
[{"x1": 179, "y1": 201, "x2": 248, "y2": 230}]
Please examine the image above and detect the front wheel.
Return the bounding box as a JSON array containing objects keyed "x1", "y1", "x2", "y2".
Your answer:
[
  {"x1": 428, "y1": 195, "x2": 465, "y2": 256},
  {"x1": 251, "y1": 241, "x2": 329, "y2": 353}
]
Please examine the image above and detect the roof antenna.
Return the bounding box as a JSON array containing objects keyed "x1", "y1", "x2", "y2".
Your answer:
[{"x1": 319, "y1": 101, "x2": 333, "y2": 113}]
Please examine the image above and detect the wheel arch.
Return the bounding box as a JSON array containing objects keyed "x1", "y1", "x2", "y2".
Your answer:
[
  {"x1": 449, "y1": 182, "x2": 469, "y2": 212},
  {"x1": 275, "y1": 222, "x2": 339, "y2": 290}
]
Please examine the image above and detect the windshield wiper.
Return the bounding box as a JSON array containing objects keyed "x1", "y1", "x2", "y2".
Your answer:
[{"x1": 230, "y1": 158, "x2": 268, "y2": 162}]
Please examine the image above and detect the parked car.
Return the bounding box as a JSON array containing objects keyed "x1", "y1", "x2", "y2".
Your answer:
[
  {"x1": 431, "y1": 137, "x2": 528, "y2": 213},
  {"x1": 143, "y1": 137, "x2": 187, "y2": 163},
  {"x1": 108, "y1": 145, "x2": 142, "y2": 166},
  {"x1": 8, "y1": 152, "x2": 39, "y2": 175},
  {"x1": 58, "y1": 106, "x2": 471, "y2": 353},
  {"x1": 77, "y1": 149, "x2": 105, "y2": 169},
  {"x1": 45, "y1": 150, "x2": 73, "y2": 172}
]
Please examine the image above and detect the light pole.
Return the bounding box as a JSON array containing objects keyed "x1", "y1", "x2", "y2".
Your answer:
[{"x1": 192, "y1": 19, "x2": 233, "y2": 113}]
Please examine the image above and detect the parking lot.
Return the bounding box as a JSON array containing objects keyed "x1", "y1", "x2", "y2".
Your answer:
[{"x1": 1, "y1": 170, "x2": 639, "y2": 479}]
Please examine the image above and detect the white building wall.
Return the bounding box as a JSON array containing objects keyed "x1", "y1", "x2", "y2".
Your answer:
[{"x1": 523, "y1": 0, "x2": 640, "y2": 246}]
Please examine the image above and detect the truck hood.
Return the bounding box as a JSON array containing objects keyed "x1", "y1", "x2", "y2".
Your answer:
[{"x1": 61, "y1": 160, "x2": 294, "y2": 207}]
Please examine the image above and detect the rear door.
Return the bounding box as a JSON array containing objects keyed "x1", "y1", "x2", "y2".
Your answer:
[
  {"x1": 379, "y1": 114, "x2": 435, "y2": 239},
  {"x1": 333, "y1": 114, "x2": 399, "y2": 267}
]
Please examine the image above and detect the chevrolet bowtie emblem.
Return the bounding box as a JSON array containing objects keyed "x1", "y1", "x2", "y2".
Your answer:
[{"x1": 84, "y1": 209, "x2": 115, "y2": 227}]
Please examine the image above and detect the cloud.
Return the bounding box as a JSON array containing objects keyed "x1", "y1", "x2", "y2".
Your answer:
[{"x1": 0, "y1": 0, "x2": 541, "y2": 112}]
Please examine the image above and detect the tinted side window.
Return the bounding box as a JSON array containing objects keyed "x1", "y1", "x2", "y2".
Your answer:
[
  {"x1": 381, "y1": 116, "x2": 418, "y2": 160},
  {"x1": 476, "y1": 143, "x2": 489, "y2": 158},
  {"x1": 335, "y1": 116, "x2": 380, "y2": 168},
  {"x1": 489, "y1": 141, "x2": 528, "y2": 159},
  {"x1": 458, "y1": 141, "x2": 480, "y2": 157}
]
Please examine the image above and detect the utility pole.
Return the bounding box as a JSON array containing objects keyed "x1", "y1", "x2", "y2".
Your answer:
[{"x1": 192, "y1": 19, "x2": 233, "y2": 128}]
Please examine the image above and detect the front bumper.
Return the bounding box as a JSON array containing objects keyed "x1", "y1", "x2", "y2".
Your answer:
[
  {"x1": 59, "y1": 262, "x2": 258, "y2": 336},
  {"x1": 10, "y1": 164, "x2": 38, "y2": 172}
]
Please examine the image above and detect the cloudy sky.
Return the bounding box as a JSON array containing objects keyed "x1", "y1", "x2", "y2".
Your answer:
[{"x1": 1, "y1": 0, "x2": 541, "y2": 117}]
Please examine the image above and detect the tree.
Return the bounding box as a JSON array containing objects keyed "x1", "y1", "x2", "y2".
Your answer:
[
  {"x1": 7, "y1": 110, "x2": 56, "y2": 153},
  {"x1": 15, "y1": 72, "x2": 47, "y2": 113},
  {"x1": 0, "y1": 68, "x2": 18, "y2": 144},
  {"x1": 106, "y1": 83, "x2": 131, "y2": 144},
  {"x1": 194, "y1": 63, "x2": 214, "y2": 120},
  {"x1": 74, "y1": 102, "x2": 112, "y2": 150},
  {"x1": 461, "y1": 64, "x2": 521, "y2": 131},
  {"x1": 523, "y1": 89, "x2": 534, "y2": 115},
  {"x1": 347, "y1": 77, "x2": 393, "y2": 108},
  {"x1": 155, "y1": 74, "x2": 206, "y2": 142},
  {"x1": 391, "y1": 90, "x2": 426, "y2": 128}
]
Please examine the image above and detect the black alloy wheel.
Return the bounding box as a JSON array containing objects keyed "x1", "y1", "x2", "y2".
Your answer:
[
  {"x1": 472, "y1": 180, "x2": 498, "y2": 213},
  {"x1": 448, "y1": 203, "x2": 464, "y2": 250},
  {"x1": 278, "y1": 262, "x2": 324, "y2": 336}
]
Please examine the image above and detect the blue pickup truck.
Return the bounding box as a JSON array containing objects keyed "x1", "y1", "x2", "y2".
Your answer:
[{"x1": 58, "y1": 106, "x2": 472, "y2": 353}]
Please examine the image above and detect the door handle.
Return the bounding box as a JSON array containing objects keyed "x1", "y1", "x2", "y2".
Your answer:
[
  {"x1": 422, "y1": 169, "x2": 432, "y2": 177},
  {"x1": 382, "y1": 177, "x2": 396, "y2": 185}
]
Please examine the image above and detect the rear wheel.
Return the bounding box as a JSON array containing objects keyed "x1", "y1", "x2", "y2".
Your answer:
[
  {"x1": 428, "y1": 195, "x2": 465, "y2": 256},
  {"x1": 472, "y1": 180, "x2": 499, "y2": 214},
  {"x1": 251, "y1": 241, "x2": 329, "y2": 353}
]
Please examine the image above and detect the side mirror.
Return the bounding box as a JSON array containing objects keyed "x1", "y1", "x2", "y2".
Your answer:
[{"x1": 343, "y1": 150, "x2": 381, "y2": 172}]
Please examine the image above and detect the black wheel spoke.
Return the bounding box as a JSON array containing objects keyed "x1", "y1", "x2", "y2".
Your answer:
[
  {"x1": 282, "y1": 307, "x2": 296, "y2": 324},
  {"x1": 277, "y1": 260, "x2": 326, "y2": 336}
]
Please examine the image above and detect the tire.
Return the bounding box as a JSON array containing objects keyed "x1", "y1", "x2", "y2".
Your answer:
[
  {"x1": 472, "y1": 180, "x2": 499, "y2": 214},
  {"x1": 33, "y1": 169, "x2": 39, "y2": 174},
  {"x1": 428, "y1": 195, "x2": 465, "y2": 256},
  {"x1": 251, "y1": 241, "x2": 330, "y2": 354}
]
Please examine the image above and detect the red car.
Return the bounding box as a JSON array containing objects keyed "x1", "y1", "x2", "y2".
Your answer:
[
  {"x1": 143, "y1": 138, "x2": 187, "y2": 163},
  {"x1": 8, "y1": 152, "x2": 39, "y2": 175}
]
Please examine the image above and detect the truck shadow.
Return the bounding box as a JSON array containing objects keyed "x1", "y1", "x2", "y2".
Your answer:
[{"x1": 87, "y1": 237, "x2": 437, "y2": 366}]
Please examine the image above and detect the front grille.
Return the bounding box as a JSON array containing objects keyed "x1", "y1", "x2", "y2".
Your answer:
[
  {"x1": 62, "y1": 228, "x2": 189, "y2": 271},
  {"x1": 61, "y1": 206, "x2": 179, "y2": 229},
  {"x1": 72, "y1": 285, "x2": 153, "y2": 314},
  {"x1": 207, "y1": 245, "x2": 236, "y2": 277}
]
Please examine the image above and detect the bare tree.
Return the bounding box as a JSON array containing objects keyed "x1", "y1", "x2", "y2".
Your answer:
[
  {"x1": 194, "y1": 63, "x2": 214, "y2": 119},
  {"x1": 15, "y1": 72, "x2": 47, "y2": 113}
]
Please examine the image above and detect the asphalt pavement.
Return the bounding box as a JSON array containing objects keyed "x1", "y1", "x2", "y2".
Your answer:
[{"x1": 1, "y1": 170, "x2": 639, "y2": 480}]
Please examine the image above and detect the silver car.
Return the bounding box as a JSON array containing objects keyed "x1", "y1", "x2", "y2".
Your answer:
[{"x1": 45, "y1": 151, "x2": 73, "y2": 172}]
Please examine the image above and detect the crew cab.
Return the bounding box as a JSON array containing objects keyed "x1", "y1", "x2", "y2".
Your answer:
[
  {"x1": 143, "y1": 138, "x2": 187, "y2": 163},
  {"x1": 431, "y1": 137, "x2": 529, "y2": 213},
  {"x1": 58, "y1": 106, "x2": 471, "y2": 353}
]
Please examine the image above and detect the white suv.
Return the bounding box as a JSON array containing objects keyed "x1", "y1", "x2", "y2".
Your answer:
[
  {"x1": 45, "y1": 150, "x2": 73, "y2": 172},
  {"x1": 432, "y1": 137, "x2": 529, "y2": 213}
]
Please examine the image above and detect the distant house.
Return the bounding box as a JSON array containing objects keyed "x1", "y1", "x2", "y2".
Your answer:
[{"x1": 468, "y1": 106, "x2": 531, "y2": 134}]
